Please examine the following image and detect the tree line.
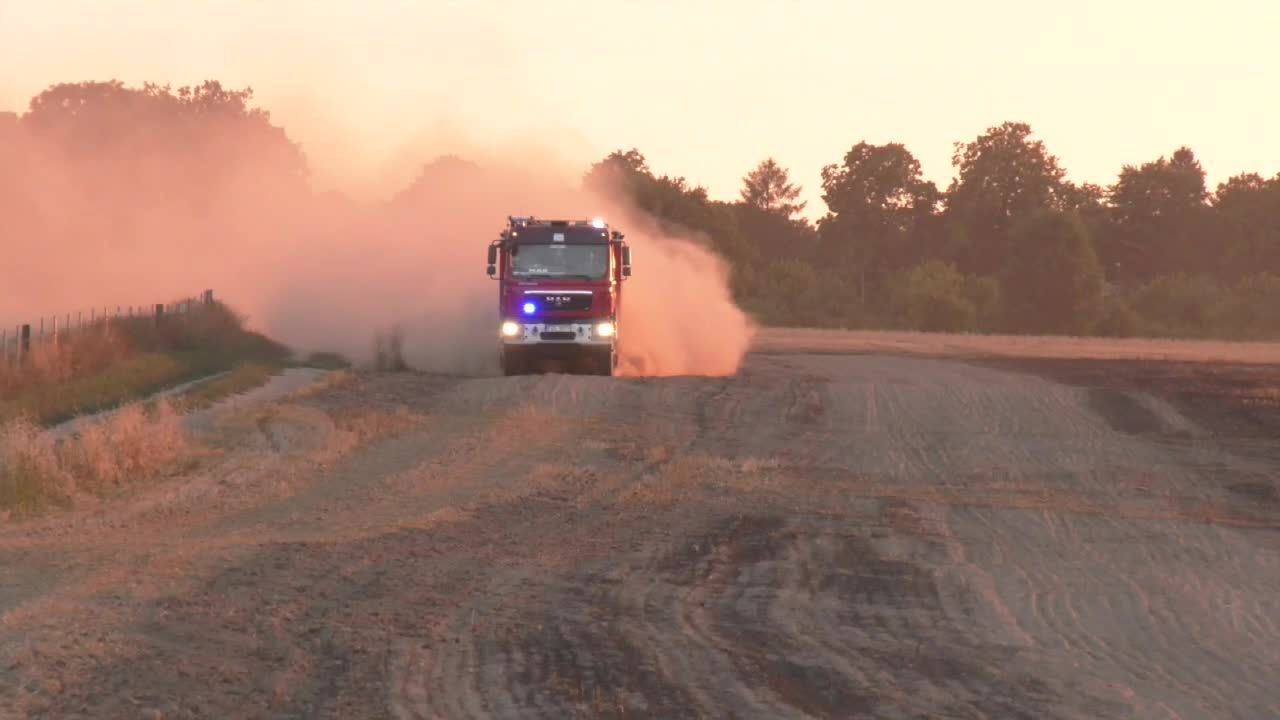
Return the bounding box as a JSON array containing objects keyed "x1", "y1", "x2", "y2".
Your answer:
[
  {"x1": 585, "y1": 124, "x2": 1280, "y2": 340},
  {"x1": 4, "y1": 81, "x2": 1278, "y2": 340}
]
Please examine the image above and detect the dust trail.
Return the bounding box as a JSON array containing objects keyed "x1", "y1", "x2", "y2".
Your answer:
[
  {"x1": 605, "y1": 216, "x2": 756, "y2": 377},
  {"x1": 1, "y1": 82, "x2": 752, "y2": 377}
]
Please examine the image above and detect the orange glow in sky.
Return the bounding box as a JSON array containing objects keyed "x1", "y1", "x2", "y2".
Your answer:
[{"x1": 3, "y1": 0, "x2": 1277, "y2": 218}]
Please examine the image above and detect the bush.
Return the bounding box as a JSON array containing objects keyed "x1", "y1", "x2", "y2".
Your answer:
[
  {"x1": 1128, "y1": 273, "x2": 1221, "y2": 337},
  {"x1": 1093, "y1": 296, "x2": 1142, "y2": 337},
  {"x1": 1213, "y1": 273, "x2": 1280, "y2": 339},
  {"x1": 750, "y1": 258, "x2": 824, "y2": 326},
  {"x1": 891, "y1": 261, "x2": 978, "y2": 332},
  {"x1": 964, "y1": 274, "x2": 1002, "y2": 331}
]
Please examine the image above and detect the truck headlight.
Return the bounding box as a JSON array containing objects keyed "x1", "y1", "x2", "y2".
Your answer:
[
  {"x1": 501, "y1": 321, "x2": 521, "y2": 337},
  {"x1": 595, "y1": 321, "x2": 615, "y2": 338}
]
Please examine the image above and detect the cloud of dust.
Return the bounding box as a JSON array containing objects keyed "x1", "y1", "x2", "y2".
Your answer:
[
  {"x1": 592, "y1": 207, "x2": 756, "y2": 378},
  {"x1": 0, "y1": 83, "x2": 752, "y2": 378}
]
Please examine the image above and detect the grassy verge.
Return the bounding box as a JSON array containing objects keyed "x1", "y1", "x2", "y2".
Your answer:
[
  {"x1": 0, "y1": 302, "x2": 291, "y2": 427},
  {"x1": 0, "y1": 302, "x2": 362, "y2": 516},
  {"x1": 170, "y1": 362, "x2": 283, "y2": 412}
]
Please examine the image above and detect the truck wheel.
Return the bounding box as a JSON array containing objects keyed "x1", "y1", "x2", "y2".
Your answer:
[
  {"x1": 502, "y1": 347, "x2": 525, "y2": 376},
  {"x1": 594, "y1": 347, "x2": 616, "y2": 377}
]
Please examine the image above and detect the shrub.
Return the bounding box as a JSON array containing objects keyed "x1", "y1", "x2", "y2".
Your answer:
[
  {"x1": 1093, "y1": 296, "x2": 1142, "y2": 337},
  {"x1": 1213, "y1": 273, "x2": 1280, "y2": 339},
  {"x1": 1129, "y1": 273, "x2": 1220, "y2": 337},
  {"x1": 0, "y1": 398, "x2": 193, "y2": 514},
  {"x1": 891, "y1": 261, "x2": 979, "y2": 332}
]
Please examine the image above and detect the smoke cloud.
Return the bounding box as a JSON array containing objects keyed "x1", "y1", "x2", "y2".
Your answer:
[{"x1": 0, "y1": 83, "x2": 753, "y2": 377}]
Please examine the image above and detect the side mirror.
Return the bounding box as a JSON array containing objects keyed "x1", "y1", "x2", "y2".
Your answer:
[
  {"x1": 621, "y1": 245, "x2": 632, "y2": 277},
  {"x1": 487, "y1": 265, "x2": 496, "y2": 276},
  {"x1": 487, "y1": 245, "x2": 497, "y2": 265}
]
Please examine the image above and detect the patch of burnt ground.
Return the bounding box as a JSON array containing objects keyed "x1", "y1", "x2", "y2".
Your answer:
[
  {"x1": 976, "y1": 357, "x2": 1280, "y2": 451},
  {"x1": 651, "y1": 514, "x2": 1121, "y2": 719}
]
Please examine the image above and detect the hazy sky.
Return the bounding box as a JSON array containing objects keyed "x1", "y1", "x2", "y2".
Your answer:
[{"x1": 3, "y1": 0, "x2": 1277, "y2": 218}]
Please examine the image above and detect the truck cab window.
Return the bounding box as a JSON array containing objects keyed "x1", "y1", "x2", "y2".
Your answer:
[{"x1": 510, "y1": 244, "x2": 608, "y2": 279}]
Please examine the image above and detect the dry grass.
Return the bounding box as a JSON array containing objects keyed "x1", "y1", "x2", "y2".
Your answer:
[
  {"x1": 753, "y1": 327, "x2": 1280, "y2": 364},
  {"x1": 283, "y1": 369, "x2": 357, "y2": 401},
  {"x1": 330, "y1": 404, "x2": 423, "y2": 443},
  {"x1": 0, "y1": 398, "x2": 195, "y2": 516},
  {"x1": 0, "y1": 327, "x2": 132, "y2": 393},
  {"x1": 0, "y1": 418, "x2": 67, "y2": 512},
  {"x1": 0, "y1": 303, "x2": 290, "y2": 427},
  {"x1": 212, "y1": 400, "x2": 424, "y2": 459}
]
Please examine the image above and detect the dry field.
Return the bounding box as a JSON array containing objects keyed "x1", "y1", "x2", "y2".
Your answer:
[
  {"x1": 752, "y1": 326, "x2": 1280, "y2": 364},
  {"x1": 1, "y1": 329, "x2": 1277, "y2": 719}
]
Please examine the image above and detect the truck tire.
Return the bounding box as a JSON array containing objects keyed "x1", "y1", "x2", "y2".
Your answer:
[
  {"x1": 501, "y1": 347, "x2": 526, "y2": 376},
  {"x1": 592, "y1": 346, "x2": 616, "y2": 377}
]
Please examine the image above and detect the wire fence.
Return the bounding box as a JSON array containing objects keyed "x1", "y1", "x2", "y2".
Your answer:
[{"x1": 2, "y1": 289, "x2": 216, "y2": 366}]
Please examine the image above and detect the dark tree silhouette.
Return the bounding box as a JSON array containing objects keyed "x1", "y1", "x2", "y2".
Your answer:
[
  {"x1": 944, "y1": 121, "x2": 1067, "y2": 275},
  {"x1": 818, "y1": 142, "x2": 939, "y2": 306},
  {"x1": 739, "y1": 157, "x2": 806, "y2": 218},
  {"x1": 1107, "y1": 146, "x2": 1210, "y2": 281},
  {"x1": 1001, "y1": 209, "x2": 1105, "y2": 334}
]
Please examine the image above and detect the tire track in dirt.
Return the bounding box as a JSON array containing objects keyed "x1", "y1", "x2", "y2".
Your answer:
[
  {"x1": 3, "y1": 352, "x2": 1279, "y2": 718},
  {"x1": 384, "y1": 355, "x2": 1139, "y2": 718}
]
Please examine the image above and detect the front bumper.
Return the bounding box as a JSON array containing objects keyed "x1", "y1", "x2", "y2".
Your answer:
[{"x1": 500, "y1": 320, "x2": 615, "y2": 346}]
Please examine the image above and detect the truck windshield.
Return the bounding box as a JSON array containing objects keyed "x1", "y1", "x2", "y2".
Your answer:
[{"x1": 510, "y1": 244, "x2": 608, "y2": 279}]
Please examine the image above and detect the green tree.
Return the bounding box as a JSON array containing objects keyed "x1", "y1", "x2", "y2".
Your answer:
[
  {"x1": 1000, "y1": 209, "x2": 1105, "y2": 334},
  {"x1": 584, "y1": 148, "x2": 755, "y2": 293},
  {"x1": 739, "y1": 157, "x2": 806, "y2": 219},
  {"x1": 26, "y1": 80, "x2": 299, "y2": 155},
  {"x1": 944, "y1": 121, "x2": 1067, "y2": 276},
  {"x1": 818, "y1": 142, "x2": 940, "y2": 309},
  {"x1": 1213, "y1": 172, "x2": 1280, "y2": 280},
  {"x1": 392, "y1": 154, "x2": 485, "y2": 207},
  {"x1": 731, "y1": 203, "x2": 819, "y2": 262},
  {"x1": 751, "y1": 258, "x2": 823, "y2": 326},
  {"x1": 1106, "y1": 146, "x2": 1210, "y2": 282}
]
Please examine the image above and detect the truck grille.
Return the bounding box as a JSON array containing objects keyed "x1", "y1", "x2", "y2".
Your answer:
[{"x1": 526, "y1": 292, "x2": 592, "y2": 311}]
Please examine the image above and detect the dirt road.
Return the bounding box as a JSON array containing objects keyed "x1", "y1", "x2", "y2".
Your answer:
[{"x1": 2, "y1": 342, "x2": 1278, "y2": 719}]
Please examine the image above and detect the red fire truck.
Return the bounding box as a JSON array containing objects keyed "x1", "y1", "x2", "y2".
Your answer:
[{"x1": 487, "y1": 216, "x2": 632, "y2": 376}]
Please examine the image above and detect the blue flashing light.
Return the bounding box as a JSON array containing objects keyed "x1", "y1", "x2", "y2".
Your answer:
[{"x1": 522, "y1": 301, "x2": 537, "y2": 315}]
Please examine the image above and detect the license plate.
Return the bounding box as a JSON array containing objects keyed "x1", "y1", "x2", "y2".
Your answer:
[{"x1": 545, "y1": 324, "x2": 571, "y2": 332}]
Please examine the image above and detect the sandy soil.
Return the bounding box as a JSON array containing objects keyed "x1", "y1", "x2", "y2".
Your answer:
[{"x1": 1, "y1": 331, "x2": 1278, "y2": 719}]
